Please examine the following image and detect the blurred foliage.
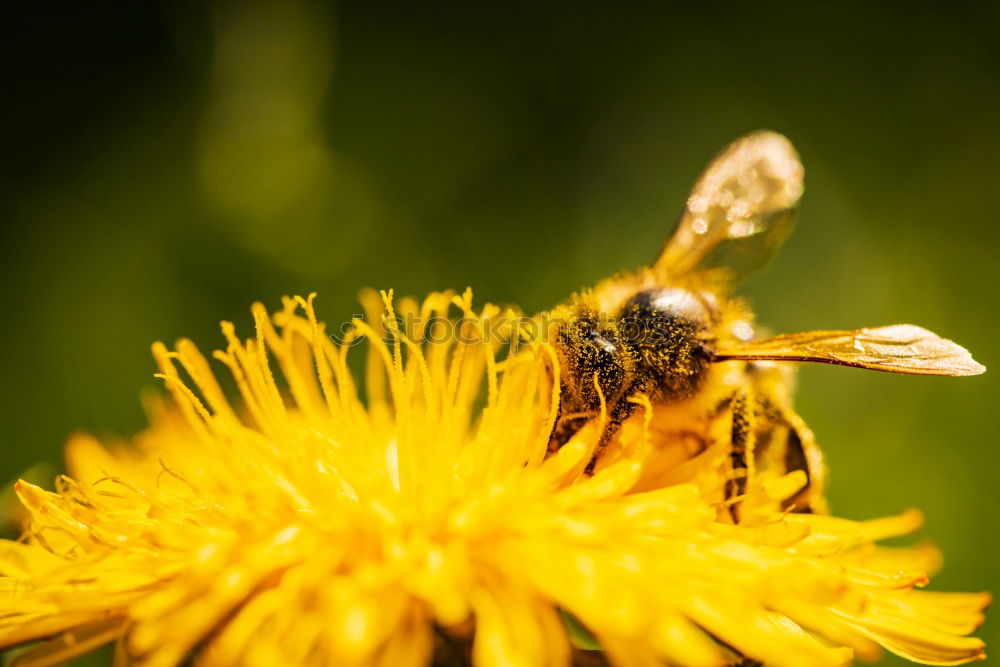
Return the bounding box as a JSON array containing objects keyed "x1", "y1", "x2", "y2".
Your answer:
[{"x1": 1, "y1": 2, "x2": 998, "y2": 664}]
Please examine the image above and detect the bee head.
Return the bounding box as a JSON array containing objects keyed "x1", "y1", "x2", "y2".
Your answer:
[{"x1": 554, "y1": 313, "x2": 630, "y2": 406}]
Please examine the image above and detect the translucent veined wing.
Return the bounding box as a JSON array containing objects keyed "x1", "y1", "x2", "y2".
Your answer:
[
  {"x1": 654, "y1": 131, "x2": 804, "y2": 285},
  {"x1": 715, "y1": 324, "x2": 985, "y2": 376}
]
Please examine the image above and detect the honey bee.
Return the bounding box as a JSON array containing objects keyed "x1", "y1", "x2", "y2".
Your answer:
[{"x1": 545, "y1": 131, "x2": 984, "y2": 521}]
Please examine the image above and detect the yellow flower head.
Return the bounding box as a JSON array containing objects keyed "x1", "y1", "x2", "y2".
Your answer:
[{"x1": 0, "y1": 290, "x2": 988, "y2": 667}]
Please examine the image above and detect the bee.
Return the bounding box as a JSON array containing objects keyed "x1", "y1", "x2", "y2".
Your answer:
[{"x1": 545, "y1": 131, "x2": 984, "y2": 521}]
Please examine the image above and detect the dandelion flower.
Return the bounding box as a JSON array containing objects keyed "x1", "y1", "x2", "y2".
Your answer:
[{"x1": 0, "y1": 289, "x2": 988, "y2": 666}]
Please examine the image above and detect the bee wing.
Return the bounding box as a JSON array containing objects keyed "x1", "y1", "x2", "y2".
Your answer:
[
  {"x1": 654, "y1": 131, "x2": 803, "y2": 286},
  {"x1": 715, "y1": 324, "x2": 985, "y2": 376}
]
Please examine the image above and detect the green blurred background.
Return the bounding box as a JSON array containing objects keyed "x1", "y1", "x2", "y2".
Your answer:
[{"x1": 1, "y1": 2, "x2": 998, "y2": 664}]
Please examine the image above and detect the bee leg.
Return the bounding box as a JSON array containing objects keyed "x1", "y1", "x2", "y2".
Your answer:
[
  {"x1": 754, "y1": 395, "x2": 827, "y2": 514},
  {"x1": 549, "y1": 403, "x2": 603, "y2": 453},
  {"x1": 547, "y1": 398, "x2": 595, "y2": 453},
  {"x1": 548, "y1": 401, "x2": 576, "y2": 452},
  {"x1": 783, "y1": 428, "x2": 812, "y2": 511},
  {"x1": 550, "y1": 416, "x2": 591, "y2": 453},
  {"x1": 583, "y1": 420, "x2": 621, "y2": 475},
  {"x1": 723, "y1": 389, "x2": 756, "y2": 523},
  {"x1": 582, "y1": 398, "x2": 640, "y2": 475}
]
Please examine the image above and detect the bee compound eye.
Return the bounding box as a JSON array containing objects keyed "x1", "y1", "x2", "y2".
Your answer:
[
  {"x1": 587, "y1": 332, "x2": 619, "y2": 361},
  {"x1": 584, "y1": 332, "x2": 626, "y2": 394}
]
